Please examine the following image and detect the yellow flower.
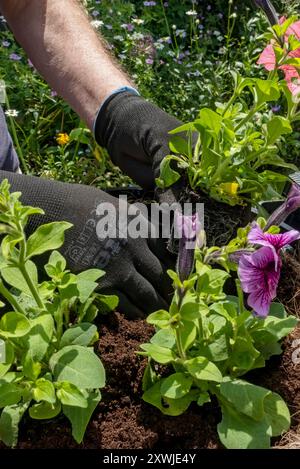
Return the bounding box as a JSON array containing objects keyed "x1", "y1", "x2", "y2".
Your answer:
[
  {"x1": 220, "y1": 182, "x2": 239, "y2": 196},
  {"x1": 56, "y1": 133, "x2": 70, "y2": 146}
]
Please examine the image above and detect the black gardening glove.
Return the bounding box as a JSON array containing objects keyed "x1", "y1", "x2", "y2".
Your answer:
[
  {"x1": 95, "y1": 91, "x2": 184, "y2": 205},
  {"x1": 0, "y1": 171, "x2": 171, "y2": 318}
]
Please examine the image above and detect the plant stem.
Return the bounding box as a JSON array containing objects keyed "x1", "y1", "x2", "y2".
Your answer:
[
  {"x1": 175, "y1": 326, "x2": 186, "y2": 360},
  {"x1": 5, "y1": 95, "x2": 29, "y2": 174},
  {"x1": 0, "y1": 279, "x2": 27, "y2": 315},
  {"x1": 19, "y1": 264, "x2": 46, "y2": 310},
  {"x1": 18, "y1": 233, "x2": 46, "y2": 311},
  {"x1": 235, "y1": 278, "x2": 244, "y2": 315},
  {"x1": 235, "y1": 106, "x2": 258, "y2": 132},
  {"x1": 159, "y1": 0, "x2": 175, "y2": 52}
]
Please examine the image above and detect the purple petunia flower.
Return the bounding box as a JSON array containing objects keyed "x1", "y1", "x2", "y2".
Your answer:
[
  {"x1": 238, "y1": 246, "x2": 281, "y2": 317},
  {"x1": 239, "y1": 222, "x2": 300, "y2": 316},
  {"x1": 9, "y1": 53, "x2": 21, "y2": 61},
  {"x1": 146, "y1": 58, "x2": 154, "y2": 65},
  {"x1": 144, "y1": 1, "x2": 156, "y2": 6},
  {"x1": 2, "y1": 40, "x2": 10, "y2": 47},
  {"x1": 248, "y1": 223, "x2": 300, "y2": 269}
]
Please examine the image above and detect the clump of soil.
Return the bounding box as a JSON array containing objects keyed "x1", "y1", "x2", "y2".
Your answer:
[
  {"x1": 277, "y1": 250, "x2": 300, "y2": 318},
  {"x1": 1, "y1": 249, "x2": 300, "y2": 450}
]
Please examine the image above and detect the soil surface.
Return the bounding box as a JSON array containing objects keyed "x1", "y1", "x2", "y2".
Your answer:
[{"x1": 1, "y1": 251, "x2": 298, "y2": 450}]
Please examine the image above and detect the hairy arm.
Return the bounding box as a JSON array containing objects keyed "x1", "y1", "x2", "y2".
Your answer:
[{"x1": 0, "y1": 0, "x2": 133, "y2": 129}]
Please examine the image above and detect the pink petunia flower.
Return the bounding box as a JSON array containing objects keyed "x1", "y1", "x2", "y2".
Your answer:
[
  {"x1": 238, "y1": 246, "x2": 281, "y2": 317},
  {"x1": 248, "y1": 223, "x2": 300, "y2": 269},
  {"x1": 257, "y1": 16, "x2": 300, "y2": 95},
  {"x1": 239, "y1": 222, "x2": 300, "y2": 316}
]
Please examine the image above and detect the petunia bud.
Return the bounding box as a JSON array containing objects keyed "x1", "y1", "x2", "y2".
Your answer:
[
  {"x1": 265, "y1": 183, "x2": 300, "y2": 230},
  {"x1": 175, "y1": 211, "x2": 202, "y2": 282},
  {"x1": 253, "y1": 0, "x2": 279, "y2": 26}
]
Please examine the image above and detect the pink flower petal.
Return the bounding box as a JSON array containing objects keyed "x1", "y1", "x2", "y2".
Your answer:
[
  {"x1": 257, "y1": 44, "x2": 276, "y2": 71},
  {"x1": 286, "y1": 20, "x2": 300, "y2": 40},
  {"x1": 289, "y1": 47, "x2": 300, "y2": 59}
]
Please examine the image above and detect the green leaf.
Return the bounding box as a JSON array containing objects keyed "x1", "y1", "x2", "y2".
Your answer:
[
  {"x1": 168, "y1": 122, "x2": 195, "y2": 135},
  {"x1": 69, "y1": 128, "x2": 91, "y2": 145},
  {"x1": 255, "y1": 79, "x2": 280, "y2": 106},
  {"x1": 197, "y1": 334, "x2": 229, "y2": 362},
  {"x1": 160, "y1": 373, "x2": 193, "y2": 399},
  {"x1": 142, "y1": 381, "x2": 194, "y2": 416},
  {"x1": 228, "y1": 335, "x2": 260, "y2": 374},
  {"x1": 150, "y1": 329, "x2": 176, "y2": 349},
  {"x1": 60, "y1": 323, "x2": 97, "y2": 348},
  {"x1": 142, "y1": 361, "x2": 158, "y2": 391},
  {"x1": 22, "y1": 353, "x2": 41, "y2": 381},
  {"x1": 261, "y1": 315, "x2": 298, "y2": 341},
  {"x1": 33, "y1": 378, "x2": 56, "y2": 404},
  {"x1": 267, "y1": 116, "x2": 292, "y2": 145},
  {"x1": 264, "y1": 392, "x2": 290, "y2": 436},
  {"x1": 197, "y1": 108, "x2": 222, "y2": 135},
  {"x1": 197, "y1": 392, "x2": 211, "y2": 407},
  {"x1": 269, "y1": 302, "x2": 286, "y2": 319},
  {"x1": 56, "y1": 382, "x2": 88, "y2": 408},
  {"x1": 0, "y1": 342, "x2": 14, "y2": 377},
  {"x1": 26, "y1": 222, "x2": 72, "y2": 258},
  {"x1": 156, "y1": 156, "x2": 181, "y2": 188},
  {"x1": 196, "y1": 265, "x2": 229, "y2": 299},
  {"x1": 76, "y1": 269, "x2": 105, "y2": 303},
  {"x1": 23, "y1": 314, "x2": 54, "y2": 361},
  {"x1": 1, "y1": 261, "x2": 38, "y2": 296},
  {"x1": 185, "y1": 357, "x2": 223, "y2": 382},
  {"x1": 0, "y1": 312, "x2": 31, "y2": 338},
  {"x1": 179, "y1": 320, "x2": 197, "y2": 352},
  {"x1": 147, "y1": 310, "x2": 171, "y2": 328},
  {"x1": 49, "y1": 345, "x2": 105, "y2": 389},
  {"x1": 220, "y1": 379, "x2": 269, "y2": 421},
  {"x1": 29, "y1": 400, "x2": 61, "y2": 420},
  {"x1": 180, "y1": 296, "x2": 208, "y2": 321},
  {"x1": 63, "y1": 389, "x2": 101, "y2": 444},
  {"x1": 0, "y1": 402, "x2": 30, "y2": 447},
  {"x1": 169, "y1": 136, "x2": 189, "y2": 155},
  {"x1": 45, "y1": 250, "x2": 67, "y2": 278},
  {"x1": 140, "y1": 343, "x2": 176, "y2": 364},
  {"x1": 218, "y1": 403, "x2": 271, "y2": 449},
  {"x1": 0, "y1": 383, "x2": 22, "y2": 408},
  {"x1": 95, "y1": 294, "x2": 118, "y2": 314}
]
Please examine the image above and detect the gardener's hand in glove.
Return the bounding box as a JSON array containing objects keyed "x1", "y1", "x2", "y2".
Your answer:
[
  {"x1": 0, "y1": 171, "x2": 170, "y2": 318},
  {"x1": 95, "y1": 91, "x2": 185, "y2": 204}
]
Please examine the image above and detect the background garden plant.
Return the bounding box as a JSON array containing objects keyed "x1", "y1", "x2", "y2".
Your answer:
[
  {"x1": 1, "y1": 0, "x2": 299, "y2": 185},
  {"x1": 0, "y1": 180, "x2": 117, "y2": 447}
]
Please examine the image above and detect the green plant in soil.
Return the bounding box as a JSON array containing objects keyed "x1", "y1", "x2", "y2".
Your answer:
[
  {"x1": 139, "y1": 210, "x2": 299, "y2": 449},
  {"x1": 157, "y1": 13, "x2": 300, "y2": 206},
  {"x1": 0, "y1": 180, "x2": 117, "y2": 447}
]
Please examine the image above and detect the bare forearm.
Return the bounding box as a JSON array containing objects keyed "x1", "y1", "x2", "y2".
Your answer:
[{"x1": 0, "y1": 0, "x2": 133, "y2": 129}]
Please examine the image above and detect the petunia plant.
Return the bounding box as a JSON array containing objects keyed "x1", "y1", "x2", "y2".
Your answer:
[
  {"x1": 156, "y1": 1, "x2": 300, "y2": 206},
  {"x1": 139, "y1": 191, "x2": 300, "y2": 449},
  {"x1": 0, "y1": 180, "x2": 117, "y2": 447}
]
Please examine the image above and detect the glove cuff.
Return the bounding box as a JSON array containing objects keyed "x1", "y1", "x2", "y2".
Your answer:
[{"x1": 93, "y1": 86, "x2": 139, "y2": 141}]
